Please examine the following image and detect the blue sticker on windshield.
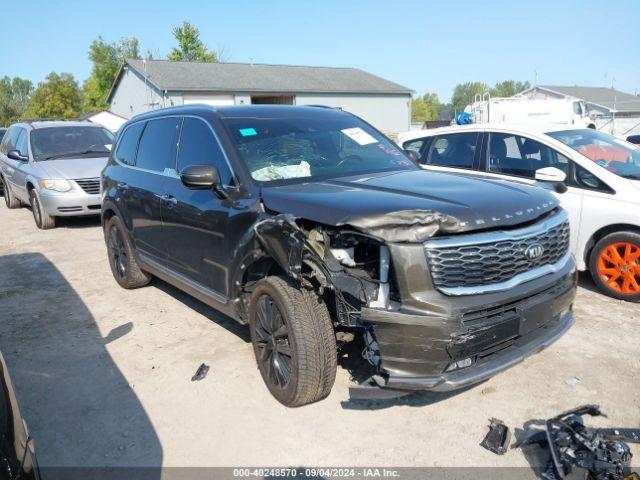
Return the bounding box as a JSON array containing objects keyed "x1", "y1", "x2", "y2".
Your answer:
[
  {"x1": 597, "y1": 160, "x2": 608, "y2": 167},
  {"x1": 239, "y1": 128, "x2": 257, "y2": 137}
]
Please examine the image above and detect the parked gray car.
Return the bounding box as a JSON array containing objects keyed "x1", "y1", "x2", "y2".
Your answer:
[{"x1": 0, "y1": 121, "x2": 114, "y2": 229}]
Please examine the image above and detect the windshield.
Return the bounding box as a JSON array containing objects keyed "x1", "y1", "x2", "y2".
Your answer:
[
  {"x1": 31, "y1": 126, "x2": 114, "y2": 161},
  {"x1": 547, "y1": 128, "x2": 640, "y2": 180},
  {"x1": 221, "y1": 114, "x2": 417, "y2": 183}
]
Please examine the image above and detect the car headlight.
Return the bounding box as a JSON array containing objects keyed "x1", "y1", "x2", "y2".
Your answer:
[{"x1": 40, "y1": 179, "x2": 72, "y2": 192}]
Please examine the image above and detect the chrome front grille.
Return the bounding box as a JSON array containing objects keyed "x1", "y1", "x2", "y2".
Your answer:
[
  {"x1": 424, "y1": 210, "x2": 571, "y2": 294},
  {"x1": 74, "y1": 178, "x2": 100, "y2": 194}
]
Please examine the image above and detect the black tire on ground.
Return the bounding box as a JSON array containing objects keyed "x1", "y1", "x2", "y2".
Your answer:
[
  {"x1": 2, "y1": 178, "x2": 21, "y2": 209},
  {"x1": 589, "y1": 231, "x2": 640, "y2": 302},
  {"x1": 104, "y1": 215, "x2": 151, "y2": 289},
  {"x1": 249, "y1": 276, "x2": 337, "y2": 407},
  {"x1": 29, "y1": 189, "x2": 56, "y2": 229}
]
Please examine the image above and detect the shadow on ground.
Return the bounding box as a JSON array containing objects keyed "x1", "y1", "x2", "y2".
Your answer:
[
  {"x1": 55, "y1": 215, "x2": 102, "y2": 229},
  {"x1": 0, "y1": 253, "x2": 162, "y2": 479},
  {"x1": 512, "y1": 419, "x2": 551, "y2": 476},
  {"x1": 152, "y1": 279, "x2": 251, "y2": 343},
  {"x1": 577, "y1": 271, "x2": 601, "y2": 295},
  {"x1": 19, "y1": 203, "x2": 102, "y2": 230}
]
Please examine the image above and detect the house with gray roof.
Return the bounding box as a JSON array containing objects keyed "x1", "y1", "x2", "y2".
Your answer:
[
  {"x1": 108, "y1": 59, "x2": 413, "y2": 133},
  {"x1": 518, "y1": 85, "x2": 640, "y2": 136}
]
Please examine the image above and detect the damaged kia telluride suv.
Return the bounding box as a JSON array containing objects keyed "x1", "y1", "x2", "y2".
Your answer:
[{"x1": 101, "y1": 105, "x2": 576, "y2": 406}]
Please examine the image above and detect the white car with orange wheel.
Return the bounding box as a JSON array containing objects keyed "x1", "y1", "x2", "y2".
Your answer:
[{"x1": 397, "y1": 124, "x2": 640, "y2": 302}]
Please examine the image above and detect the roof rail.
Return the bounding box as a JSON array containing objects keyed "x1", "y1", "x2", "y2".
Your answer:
[
  {"x1": 18, "y1": 118, "x2": 83, "y2": 125},
  {"x1": 306, "y1": 105, "x2": 343, "y2": 110}
]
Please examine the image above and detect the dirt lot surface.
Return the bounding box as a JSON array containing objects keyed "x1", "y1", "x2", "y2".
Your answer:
[{"x1": 0, "y1": 205, "x2": 638, "y2": 473}]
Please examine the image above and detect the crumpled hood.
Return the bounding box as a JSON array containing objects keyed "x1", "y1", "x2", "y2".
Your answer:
[
  {"x1": 260, "y1": 170, "x2": 559, "y2": 242},
  {"x1": 37, "y1": 156, "x2": 109, "y2": 179}
]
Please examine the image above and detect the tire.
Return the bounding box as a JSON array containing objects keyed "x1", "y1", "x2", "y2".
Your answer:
[
  {"x1": 589, "y1": 231, "x2": 640, "y2": 302},
  {"x1": 2, "y1": 178, "x2": 21, "y2": 209},
  {"x1": 249, "y1": 276, "x2": 337, "y2": 407},
  {"x1": 29, "y1": 189, "x2": 56, "y2": 229},
  {"x1": 104, "y1": 215, "x2": 151, "y2": 289}
]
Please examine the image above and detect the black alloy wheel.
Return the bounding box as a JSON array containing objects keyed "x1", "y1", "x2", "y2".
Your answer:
[
  {"x1": 108, "y1": 223, "x2": 128, "y2": 280},
  {"x1": 254, "y1": 294, "x2": 293, "y2": 389}
]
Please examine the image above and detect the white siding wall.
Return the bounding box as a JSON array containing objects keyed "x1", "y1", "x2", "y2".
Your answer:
[
  {"x1": 520, "y1": 88, "x2": 565, "y2": 101},
  {"x1": 183, "y1": 93, "x2": 235, "y2": 106},
  {"x1": 110, "y1": 67, "x2": 168, "y2": 118},
  {"x1": 294, "y1": 93, "x2": 411, "y2": 134},
  {"x1": 110, "y1": 72, "x2": 411, "y2": 133}
]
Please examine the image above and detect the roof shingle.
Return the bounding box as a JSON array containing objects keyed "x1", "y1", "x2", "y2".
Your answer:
[
  {"x1": 539, "y1": 85, "x2": 640, "y2": 113},
  {"x1": 123, "y1": 59, "x2": 412, "y2": 95}
]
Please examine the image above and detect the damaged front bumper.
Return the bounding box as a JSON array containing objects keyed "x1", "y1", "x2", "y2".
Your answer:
[{"x1": 360, "y1": 253, "x2": 576, "y2": 392}]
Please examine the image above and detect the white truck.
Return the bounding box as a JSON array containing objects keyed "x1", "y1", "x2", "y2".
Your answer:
[{"x1": 466, "y1": 95, "x2": 594, "y2": 129}]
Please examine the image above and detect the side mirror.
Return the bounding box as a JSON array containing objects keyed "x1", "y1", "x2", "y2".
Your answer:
[
  {"x1": 7, "y1": 150, "x2": 28, "y2": 162},
  {"x1": 535, "y1": 167, "x2": 568, "y2": 193},
  {"x1": 626, "y1": 135, "x2": 640, "y2": 145},
  {"x1": 180, "y1": 164, "x2": 220, "y2": 189},
  {"x1": 404, "y1": 149, "x2": 421, "y2": 165}
]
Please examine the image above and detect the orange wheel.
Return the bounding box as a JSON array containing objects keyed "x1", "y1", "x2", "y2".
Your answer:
[{"x1": 590, "y1": 232, "x2": 640, "y2": 301}]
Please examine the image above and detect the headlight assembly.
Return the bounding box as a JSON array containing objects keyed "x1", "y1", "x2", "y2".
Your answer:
[{"x1": 40, "y1": 179, "x2": 72, "y2": 192}]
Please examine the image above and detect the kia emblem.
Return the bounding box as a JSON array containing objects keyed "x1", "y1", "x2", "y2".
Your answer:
[{"x1": 524, "y1": 243, "x2": 545, "y2": 261}]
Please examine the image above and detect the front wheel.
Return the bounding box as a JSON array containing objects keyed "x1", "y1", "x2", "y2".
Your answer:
[
  {"x1": 29, "y1": 190, "x2": 55, "y2": 229},
  {"x1": 589, "y1": 231, "x2": 640, "y2": 302},
  {"x1": 249, "y1": 276, "x2": 337, "y2": 407}
]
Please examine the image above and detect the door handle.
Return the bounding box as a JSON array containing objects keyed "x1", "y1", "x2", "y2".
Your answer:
[{"x1": 161, "y1": 194, "x2": 178, "y2": 206}]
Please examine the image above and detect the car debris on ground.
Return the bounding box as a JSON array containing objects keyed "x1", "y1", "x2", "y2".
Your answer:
[
  {"x1": 191, "y1": 363, "x2": 210, "y2": 382},
  {"x1": 516, "y1": 405, "x2": 640, "y2": 480},
  {"x1": 480, "y1": 418, "x2": 511, "y2": 455}
]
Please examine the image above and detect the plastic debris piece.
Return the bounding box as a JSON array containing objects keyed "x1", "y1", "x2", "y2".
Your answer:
[
  {"x1": 191, "y1": 363, "x2": 210, "y2": 381},
  {"x1": 480, "y1": 418, "x2": 511, "y2": 455},
  {"x1": 564, "y1": 376, "x2": 581, "y2": 387}
]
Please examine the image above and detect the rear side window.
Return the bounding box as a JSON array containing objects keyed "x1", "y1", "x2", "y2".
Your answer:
[
  {"x1": 1, "y1": 127, "x2": 22, "y2": 154},
  {"x1": 426, "y1": 132, "x2": 478, "y2": 169},
  {"x1": 177, "y1": 117, "x2": 233, "y2": 184},
  {"x1": 15, "y1": 130, "x2": 29, "y2": 157},
  {"x1": 135, "y1": 118, "x2": 181, "y2": 172},
  {"x1": 115, "y1": 122, "x2": 145, "y2": 166}
]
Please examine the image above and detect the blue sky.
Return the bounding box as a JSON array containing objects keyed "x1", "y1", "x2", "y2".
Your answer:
[{"x1": 2, "y1": 0, "x2": 639, "y2": 102}]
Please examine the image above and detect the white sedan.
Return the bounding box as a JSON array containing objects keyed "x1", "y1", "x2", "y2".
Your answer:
[{"x1": 397, "y1": 124, "x2": 640, "y2": 302}]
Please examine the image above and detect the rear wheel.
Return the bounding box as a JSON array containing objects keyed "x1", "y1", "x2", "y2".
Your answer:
[
  {"x1": 249, "y1": 276, "x2": 337, "y2": 407},
  {"x1": 2, "y1": 178, "x2": 21, "y2": 209},
  {"x1": 104, "y1": 215, "x2": 151, "y2": 289},
  {"x1": 589, "y1": 231, "x2": 640, "y2": 302},
  {"x1": 29, "y1": 189, "x2": 55, "y2": 229}
]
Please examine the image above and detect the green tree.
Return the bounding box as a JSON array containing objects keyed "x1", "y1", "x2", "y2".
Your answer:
[
  {"x1": 0, "y1": 77, "x2": 33, "y2": 126},
  {"x1": 168, "y1": 20, "x2": 216, "y2": 62},
  {"x1": 24, "y1": 73, "x2": 82, "y2": 119},
  {"x1": 451, "y1": 82, "x2": 490, "y2": 113},
  {"x1": 83, "y1": 36, "x2": 140, "y2": 112},
  {"x1": 490, "y1": 80, "x2": 531, "y2": 98},
  {"x1": 411, "y1": 92, "x2": 442, "y2": 123}
]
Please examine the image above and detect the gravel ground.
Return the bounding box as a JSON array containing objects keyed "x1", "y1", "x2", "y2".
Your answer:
[{"x1": 0, "y1": 205, "x2": 638, "y2": 474}]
